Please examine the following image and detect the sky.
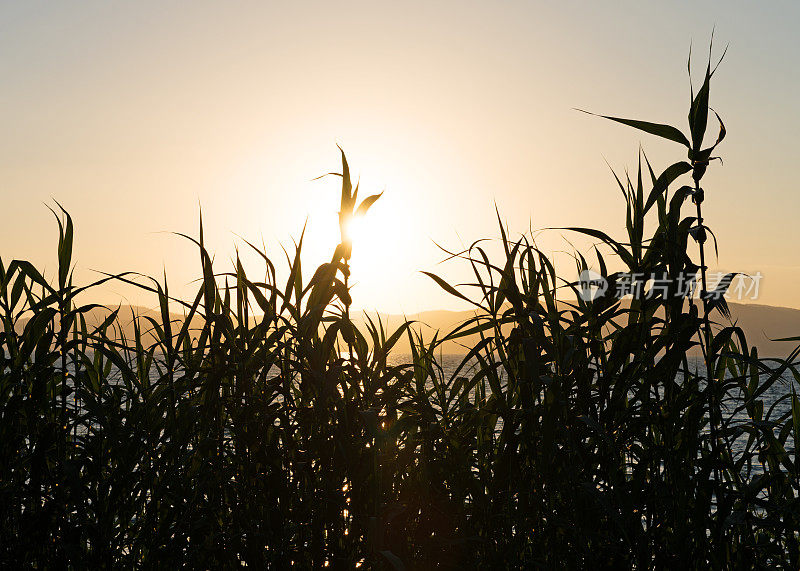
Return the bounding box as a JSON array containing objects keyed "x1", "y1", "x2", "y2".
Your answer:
[{"x1": 1, "y1": 1, "x2": 799, "y2": 314}]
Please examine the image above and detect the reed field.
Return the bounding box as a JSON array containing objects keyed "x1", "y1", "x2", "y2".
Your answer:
[{"x1": 1, "y1": 52, "x2": 799, "y2": 569}]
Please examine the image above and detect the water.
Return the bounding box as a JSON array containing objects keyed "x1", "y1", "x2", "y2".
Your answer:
[
  {"x1": 59, "y1": 350, "x2": 796, "y2": 475},
  {"x1": 386, "y1": 352, "x2": 797, "y2": 472}
]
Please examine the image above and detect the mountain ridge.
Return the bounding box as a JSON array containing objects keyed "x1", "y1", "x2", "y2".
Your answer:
[{"x1": 8, "y1": 301, "x2": 800, "y2": 356}]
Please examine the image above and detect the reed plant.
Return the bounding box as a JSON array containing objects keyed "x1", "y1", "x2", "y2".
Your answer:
[{"x1": 0, "y1": 49, "x2": 798, "y2": 568}]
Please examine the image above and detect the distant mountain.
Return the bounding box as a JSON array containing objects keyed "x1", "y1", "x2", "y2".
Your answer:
[
  {"x1": 8, "y1": 301, "x2": 800, "y2": 357},
  {"x1": 720, "y1": 302, "x2": 800, "y2": 356},
  {"x1": 354, "y1": 301, "x2": 800, "y2": 356}
]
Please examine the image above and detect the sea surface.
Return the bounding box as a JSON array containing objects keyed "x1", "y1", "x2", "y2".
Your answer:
[
  {"x1": 60, "y1": 350, "x2": 797, "y2": 471},
  {"x1": 385, "y1": 352, "x2": 797, "y2": 469}
]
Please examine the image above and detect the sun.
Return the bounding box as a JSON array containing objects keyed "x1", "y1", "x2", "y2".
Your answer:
[{"x1": 342, "y1": 214, "x2": 366, "y2": 246}]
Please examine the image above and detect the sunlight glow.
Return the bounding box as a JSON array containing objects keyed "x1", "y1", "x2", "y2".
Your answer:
[{"x1": 342, "y1": 214, "x2": 365, "y2": 246}]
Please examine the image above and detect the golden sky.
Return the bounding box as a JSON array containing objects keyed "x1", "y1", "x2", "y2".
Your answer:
[{"x1": 2, "y1": 1, "x2": 799, "y2": 313}]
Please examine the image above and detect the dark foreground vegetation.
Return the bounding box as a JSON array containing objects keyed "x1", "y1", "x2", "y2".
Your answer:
[{"x1": 2, "y1": 52, "x2": 799, "y2": 569}]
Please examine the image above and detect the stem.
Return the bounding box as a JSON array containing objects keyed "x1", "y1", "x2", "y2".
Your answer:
[
  {"x1": 343, "y1": 260, "x2": 353, "y2": 358},
  {"x1": 694, "y1": 181, "x2": 712, "y2": 348},
  {"x1": 694, "y1": 177, "x2": 723, "y2": 508}
]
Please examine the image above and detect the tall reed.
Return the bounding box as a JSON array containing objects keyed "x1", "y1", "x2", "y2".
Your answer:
[{"x1": 0, "y1": 49, "x2": 798, "y2": 568}]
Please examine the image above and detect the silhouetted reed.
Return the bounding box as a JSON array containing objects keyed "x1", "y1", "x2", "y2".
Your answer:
[{"x1": 1, "y1": 49, "x2": 798, "y2": 568}]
